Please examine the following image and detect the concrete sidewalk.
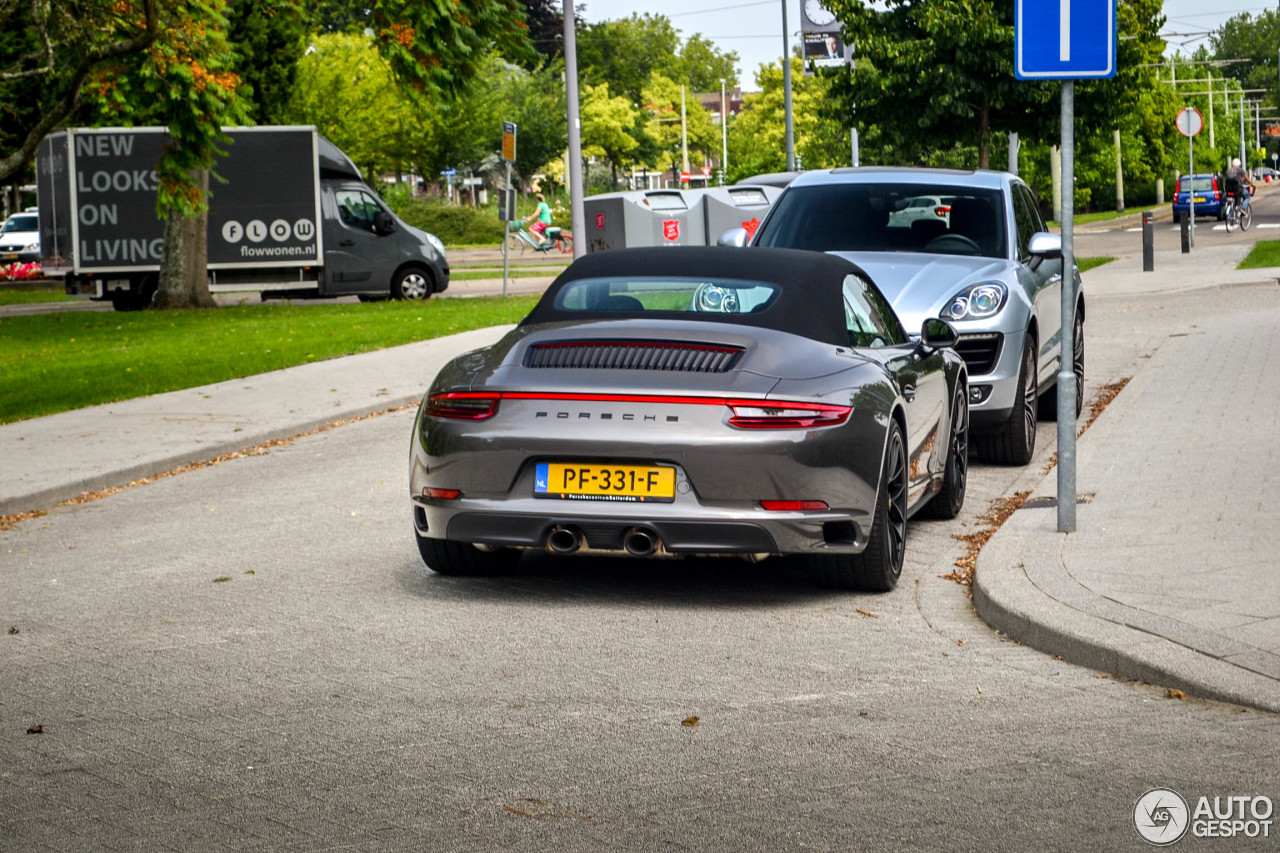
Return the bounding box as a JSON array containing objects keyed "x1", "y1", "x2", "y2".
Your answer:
[
  {"x1": 975, "y1": 230, "x2": 1280, "y2": 714},
  {"x1": 0, "y1": 326, "x2": 512, "y2": 518}
]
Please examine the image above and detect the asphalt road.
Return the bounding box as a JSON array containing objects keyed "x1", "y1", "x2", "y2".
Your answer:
[{"x1": 4, "y1": 198, "x2": 1280, "y2": 850}]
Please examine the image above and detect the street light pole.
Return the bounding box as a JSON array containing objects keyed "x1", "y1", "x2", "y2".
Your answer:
[
  {"x1": 564, "y1": 0, "x2": 585, "y2": 258},
  {"x1": 720, "y1": 78, "x2": 728, "y2": 185},
  {"x1": 782, "y1": 0, "x2": 795, "y2": 170}
]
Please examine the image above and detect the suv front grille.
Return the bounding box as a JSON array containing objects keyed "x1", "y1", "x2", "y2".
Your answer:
[
  {"x1": 524, "y1": 341, "x2": 744, "y2": 373},
  {"x1": 953, "y1": 333, "x2": 1003, "y2": 376}
]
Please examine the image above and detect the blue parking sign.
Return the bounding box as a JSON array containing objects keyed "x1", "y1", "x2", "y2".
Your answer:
[{"x1": 1015, "y1": 0, "x2": 1116, "y2": 79}]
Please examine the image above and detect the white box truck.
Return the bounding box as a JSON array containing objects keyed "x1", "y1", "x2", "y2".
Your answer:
[{"x1": 37, "y1": 126, "x2": 450, "y2": 310}]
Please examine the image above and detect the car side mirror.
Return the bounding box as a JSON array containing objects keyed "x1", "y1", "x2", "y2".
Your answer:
[
  {"x1": 717, "y1": 227, "x2": 750, "y2": 248},
  {"x1": 373, "y1": 211, "x2": 396, "y2": 235},
  {"x1": 919, "y1": 317, "x2": 959, "y2": 351},
  {"x1": 1028, "y1": 231, "x2": 1061, "y2": 258}
]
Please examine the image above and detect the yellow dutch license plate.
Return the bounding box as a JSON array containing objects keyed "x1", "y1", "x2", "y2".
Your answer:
[
  {"x1": 1193, "y1": 196, "x2": 1207, "y2": 203},
  {"x1": 1, "y1": 254, "x2": 17, "y2": 261},
  {"x1": 534, "y1": 462, "x2": 676, "y2": 502}
]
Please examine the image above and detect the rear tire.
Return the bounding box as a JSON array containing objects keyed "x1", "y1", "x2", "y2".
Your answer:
[
  {"x1": 809, "y1": 421, "x2": 907, "y2": 592},
  {"x1": 974, "y1": 334, "x2": 1037, "y2": 465},
  {"x1": 416, "y1": 535, "x2": 520, "y2": 576},
  {"x1": 923, "y1": 382, "x2": 969, "y2": 520},
  {"x1": 1225, "y1": 203, "x2": 1236, "y2": 233}
]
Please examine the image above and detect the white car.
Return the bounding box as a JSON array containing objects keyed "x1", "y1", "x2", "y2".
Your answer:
[
  {"x1": 886, "y1": 194, "x2": 951, "y2": 228},
  {"x1": 0, "y1": 210, "x2": 40, "y2": 263}
]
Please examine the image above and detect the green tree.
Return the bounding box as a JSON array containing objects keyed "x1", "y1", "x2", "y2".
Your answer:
[
  {"x1": 827, "y1": 0, "x2": 1056, "y2": 168},
  {"x1": 727, "y1": 58, "x2": 847, "y2": 180},
  {"x1": 285, "y1": 33, "x2": 426, "y2": 180},
  {"x1": 226, "y1": 0, "x2": 308, "y2": 125},
  {"x1": 579, "y1": 13, "x2": 738, "y2": 104},
  {"x1": 0, "y1": 0, "x2": 162, "y2": 185},
  {"x1": 640, "y1": 74, "x2": 718, "y2": 178},
  {"x1": 1212, "y1": 10, "x2": 1280, "y2": 111},
  {"x1": 581, "y1": 82, "x2": 640, "y2": 187}
]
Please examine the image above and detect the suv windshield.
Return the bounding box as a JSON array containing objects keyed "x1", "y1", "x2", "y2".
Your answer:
[{"x1": 754, "y1": 183, "x2": 1008, "y2": 259}]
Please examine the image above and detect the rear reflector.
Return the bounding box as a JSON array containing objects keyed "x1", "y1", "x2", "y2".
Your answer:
[
  {"x1": 423, "y1": 487, "x2": 461, "y2": 499},
  {"x1": 760, "y1": 500, "x2": 830, "y2": 511}
]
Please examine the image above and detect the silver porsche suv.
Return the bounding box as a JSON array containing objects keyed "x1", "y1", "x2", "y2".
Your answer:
[{"x1": 742, "y1": 167, "x2": 1083, "y2": 466}]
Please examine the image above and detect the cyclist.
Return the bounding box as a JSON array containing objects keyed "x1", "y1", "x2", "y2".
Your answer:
[
  {"x1": 524, "y1": 193, "x2": 553, "y2": 246},
  {"x1": 1224, "y1": 158, "x2": 1254, "y2": 217}
]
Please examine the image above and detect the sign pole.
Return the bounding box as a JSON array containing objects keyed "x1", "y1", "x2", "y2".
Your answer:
[
  {"x1": 501, "y1": 122, "x2": 517, "y2": 296},
  {"x1": 1189, "y1": 128, "x2": 1195, "y2": 247},
  {"x1": 1015, "y1": 0, "x2": 1117, "y2": 535},
  {"x1": 1057, "y1": 81, "x2": 1077, "y2": 533}
]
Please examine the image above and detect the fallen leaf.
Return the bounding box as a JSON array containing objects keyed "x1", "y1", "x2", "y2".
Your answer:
[
  {"x1": 212, "y1": 576, "x2": 232, "y2": 583},
  {"x1": 855, "y1": 608, "x2": 878, "y2": 618},
  {"x1": 956, "y1": 640, "x2": 965, "y2": 646},
  {"x1": 7, "y1": 626, "x2": 17, "y2": 635},
  {"x1": 977, "y1": 686, "x2": 983, "y2": 694},
  {"x1": 682, "y1": 715, "x2": 700, "y2": 727},
  {"x1": 26, "y1": 724, "x2": 43, "y2": 735},
  {"x1": 1166, "y1": 688, "x2": 1187, "y2": 701}
]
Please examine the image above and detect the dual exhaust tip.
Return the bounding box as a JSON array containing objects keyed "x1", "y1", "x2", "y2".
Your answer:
[{"x1": 546, "y1": 525, "x2": 659, "y2": 557}]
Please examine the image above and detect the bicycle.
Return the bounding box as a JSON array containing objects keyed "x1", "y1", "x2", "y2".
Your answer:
[
  {"x1": 507, "y1": 220, "x2": 573, "y2": 254},
  {"x1": 1223, "y1": 189, "x2": 1252, "y2": 233}
]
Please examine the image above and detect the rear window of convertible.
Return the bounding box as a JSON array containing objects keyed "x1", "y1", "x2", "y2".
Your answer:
[{"x1": 552, "y1": 276, "x2": 780, "y2": 315}]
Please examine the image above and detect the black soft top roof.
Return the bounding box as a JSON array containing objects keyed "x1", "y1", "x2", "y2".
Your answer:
[{"x1": 521, "y1": 246, "x2": 872, "y2": 347}]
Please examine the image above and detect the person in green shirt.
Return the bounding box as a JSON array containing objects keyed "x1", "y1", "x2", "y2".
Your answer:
[{"x1": 525, "y1": 193, "x2": 553, "y2": 246}]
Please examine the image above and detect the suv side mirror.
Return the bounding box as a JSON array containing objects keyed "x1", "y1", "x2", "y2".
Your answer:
[
  {"x1": 373, "y1": 211, "x2": 396, "y2": 235},
  {"x1": 717, "y1": 227, "x2": 749, "y2": 248},
  {"x1": 1028, "y1": 231, "x2": 1061, "y2": 258},
  {"x1": 920, "y1": 317, "x2": 959, "y2": 351}
]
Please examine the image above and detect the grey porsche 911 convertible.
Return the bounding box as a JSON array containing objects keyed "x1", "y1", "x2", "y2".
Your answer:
[{"x1": 409, "y1": 246, "x2": 969, "y2": 592}]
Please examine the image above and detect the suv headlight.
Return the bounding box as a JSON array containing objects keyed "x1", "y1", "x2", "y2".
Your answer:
[
  {"x1": 943, "y1": 282, "x2": 1007, "y2": 321},
  {"x1": 694, "y1": 283, "x2": 739, "y2": 312},
  {"x1": 24, "y1": 241, "x2": 39, "y2": 252}
]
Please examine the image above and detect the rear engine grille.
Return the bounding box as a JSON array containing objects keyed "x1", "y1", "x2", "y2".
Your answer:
[
  {"x1": 525, "y1": 341, "x2": 743, "y2": 373},
  {"x1": 953, "y1": 333, "x2": 1003, "y2": 376}
]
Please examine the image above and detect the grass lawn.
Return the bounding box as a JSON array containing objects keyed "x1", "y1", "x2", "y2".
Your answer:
[
  {"x1": 1078, "y1": 256, "x2": 1115, "y2": 273},
  {"x1": 0, "y1": 296, "x2": 538, "y2": 424},
  {"x1": 0, "y1": 284, "x2": 70, "y2": 305},
  {"x1": 1047, "y1": 205, "x2": 1161, "y2": 229},
  {"x1": 451, "y1": 268, "x2": 564, "y2": 281},
  {"x1": 1238, "y1": 240, "x2": 1280, "y2": 269}
]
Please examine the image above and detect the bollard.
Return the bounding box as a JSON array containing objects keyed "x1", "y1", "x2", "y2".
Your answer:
[
  {"x1": 1142, "y1": 212, "x2": 1156, "y2": 267},
  {"x1": 1180, "y1": 214, "x2": 1190, "y2": 253}
]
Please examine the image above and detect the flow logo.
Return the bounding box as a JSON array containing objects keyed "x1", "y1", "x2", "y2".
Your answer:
[{"x1": 1135, "y1": 788, "x2": 1190, "y2": 846}]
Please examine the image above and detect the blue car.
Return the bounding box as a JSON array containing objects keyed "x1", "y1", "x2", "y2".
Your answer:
[{"x1": 1172, "y1": 174, "x2": 1225, "y2": 223}]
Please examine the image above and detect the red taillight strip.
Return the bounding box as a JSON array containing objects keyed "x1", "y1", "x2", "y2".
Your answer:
[
  {"x1": 500, "y1": 391, "x2": 728, "y2": 406},
  {"x1": 428, "y1": 391, "x2": 851, "y2": 428}
]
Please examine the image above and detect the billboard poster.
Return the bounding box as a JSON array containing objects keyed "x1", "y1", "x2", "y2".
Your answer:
[{"x1": 800, "y1": 0, "x2": 853, "y2": 76}]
